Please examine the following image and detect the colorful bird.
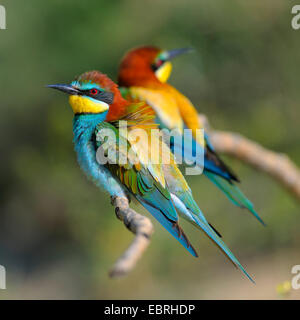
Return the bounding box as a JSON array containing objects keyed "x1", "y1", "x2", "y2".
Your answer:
[
  {"x1": 117, "y1": 46, "x2": 264, "y2": 225},
  {"x1": 48, "y1": 70, "x2": 253, "y2": 281}
]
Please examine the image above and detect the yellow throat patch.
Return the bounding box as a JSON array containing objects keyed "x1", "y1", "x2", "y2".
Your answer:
[
  {"x1": 155, "y1": 61, "x2": 172, "y2": 83},
  {"x1": 69, "y1": 95, "x2": 109, "y2": 114}
]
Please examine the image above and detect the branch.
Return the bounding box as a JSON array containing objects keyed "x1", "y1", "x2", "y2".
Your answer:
[
  {"x1": 109, "y1": 196, "x2": 154, "y2": 278},
  {"x1": 199, "y1": 114, "x2": 300, "y2": 200}
]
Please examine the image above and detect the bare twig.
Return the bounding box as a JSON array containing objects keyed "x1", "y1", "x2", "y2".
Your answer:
[
  {"x1": 109, "y1": 196, "x2": 154, "y2": 278},
  {"x1": 199, "y1": 114, "x2": 300, "y2": 200}
]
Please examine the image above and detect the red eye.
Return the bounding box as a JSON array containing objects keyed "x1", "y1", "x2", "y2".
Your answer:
[
  {"x1": 156, "y1": 59, "x2": 163, "y2": 67},
  {"x1": 90, "y1": 88, "x2": 98, "y2": 95}
]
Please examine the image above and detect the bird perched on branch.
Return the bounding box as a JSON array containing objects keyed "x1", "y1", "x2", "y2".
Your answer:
[
  {"x1": 117, "y1": 46, "x2": 264, "y2": 225},
  {"x1": 48, "y1": 70, "x2": 253, "y2": 281}
]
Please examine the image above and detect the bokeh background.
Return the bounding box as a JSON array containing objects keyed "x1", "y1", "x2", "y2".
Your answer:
[{"x1": 0, "y1": 0, "x2": 299, "y2": 299}]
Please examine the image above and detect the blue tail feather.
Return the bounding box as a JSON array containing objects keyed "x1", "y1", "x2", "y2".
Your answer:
[
  {"x1": 204, "y1": 171, "x2": 265, "y2": 226},
  {"x1": 136, "y1": 194, "x2": 198, "y2": 257},
  {"x1": 191, "y1": 213, "x2": 255, "y2": 283}
]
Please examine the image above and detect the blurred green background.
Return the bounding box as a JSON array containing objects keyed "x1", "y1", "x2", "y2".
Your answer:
[{"x1": 0, "y1": 0, "x2": 299, "y2": 299}]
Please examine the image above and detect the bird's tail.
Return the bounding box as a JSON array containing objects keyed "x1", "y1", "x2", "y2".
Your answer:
[
  {"x1": 204, "y1": 171, "x2": 265, "y2": 226},
  {"x1": 137, "y1": 194, "x2": 198, "y2": 257},
  {"x1": 191, "y1": 212, "x2": 255, "y2": 283},
  {"x1": 171, "y1": 193, "x2": 254, "y2": 282}
]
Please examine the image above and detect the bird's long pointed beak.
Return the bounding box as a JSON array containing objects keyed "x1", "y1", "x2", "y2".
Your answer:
[
  {"x1": 165, "y1": 47, "x2": 194, "y2": 60},
  {"x1": 47, "y1": 84, "x2": 80, "y2": 95}
]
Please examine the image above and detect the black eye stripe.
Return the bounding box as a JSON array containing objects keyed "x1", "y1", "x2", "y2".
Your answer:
[
  {"x1": 79, "y1": 89, "x2": 114, "y2": 105},
  {"x1": 151, "y1": 59, "x2": 165, "y2": 72}
]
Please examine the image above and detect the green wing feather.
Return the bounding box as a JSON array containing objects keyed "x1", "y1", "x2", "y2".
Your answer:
[{"x1": 95, "y1": 121, "x2": 198, "y2": 256}]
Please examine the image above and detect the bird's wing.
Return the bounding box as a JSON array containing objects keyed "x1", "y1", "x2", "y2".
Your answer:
[
  {"x1": 164, "y1": 84, "x2": 240, "y2": 180},
  {"x1": 127, "y1": 86, "x2": 184, "y2": 133},
  {"x1": 165, "y1": 85, "x2": 263, "y2": 225},
  {"x1": 162, "y1": 159, "x2": 207, "y2": 223},
  {"x1": 164, "y1": 84, "x2": 205, "y2": 147},
  {"x1": 95, "y1": 118, "x2": 198, "y2": 257}
]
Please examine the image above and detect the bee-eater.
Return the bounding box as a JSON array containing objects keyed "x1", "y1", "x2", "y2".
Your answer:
[
  {"x1": 47, "y1": 71, "x2": 253, "y2": 281},
  {"x1": 117, "y1": 46, "x2": 264, "y2": 225}
]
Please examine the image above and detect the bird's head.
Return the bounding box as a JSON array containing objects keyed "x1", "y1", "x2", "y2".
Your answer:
[
  {"x1": 47, "y1": 71, "x2": 121, "y2": 114},
  {"x1": 118, "y1": 46, "x2": 193, "y2": 86}
]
